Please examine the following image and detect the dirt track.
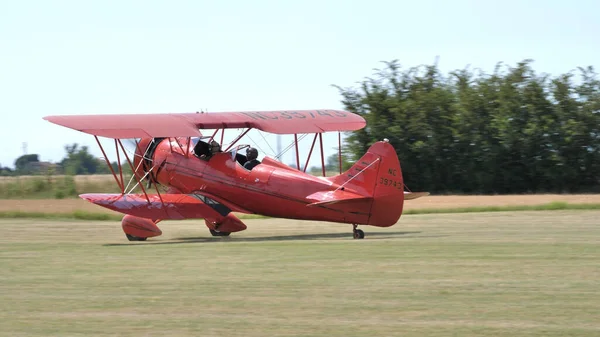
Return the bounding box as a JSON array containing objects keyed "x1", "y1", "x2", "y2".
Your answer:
[{"x1": 1, "y1": 194, "x2": 600, "y2": 214}]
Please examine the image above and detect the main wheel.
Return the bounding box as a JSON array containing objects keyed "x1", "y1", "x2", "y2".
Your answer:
[
  {"x1": 126, "y1": 234, "x2": 147, "y2": 241},
  {"x1": 353, "y1": 229, "x2": 365, "y2": 239},
  {"x1": 209, "y1": 229, "x2": 231, "y2": 237}
]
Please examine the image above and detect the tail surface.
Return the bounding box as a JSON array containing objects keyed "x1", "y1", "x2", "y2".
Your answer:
[{"x1": 328, "y1": 140, "x2": 404, "y2": 227}]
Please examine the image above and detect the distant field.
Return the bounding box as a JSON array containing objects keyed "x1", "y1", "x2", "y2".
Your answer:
[
  {"x1": 1, "y1": 211, "x2": 599, "y2": 336},
  {"x1": 0, "y1": 174, "x2": 116, "y2": 184},
  {"x1": 0, "y1": 174, "x2": 140, "y2": 199},
  {"x1": 1, "y1": 194, "x2": 600, "y2": 214},
  {"x1": 2, "y1": 174, "x2": 600, "y2": 216}
]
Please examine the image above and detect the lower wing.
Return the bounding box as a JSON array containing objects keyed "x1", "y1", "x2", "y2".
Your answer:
[{"x1": 80, "y1": 193, "x2": 242, "y2": 220}]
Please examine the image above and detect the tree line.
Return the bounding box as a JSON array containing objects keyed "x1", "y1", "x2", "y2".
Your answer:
[
  {"x1": 1, "y1": 143, "x2": 122, "y2": 176},
  {"x1": 335, "y1": 59, "x2": 600, "y2": 194},
  {"x1": 3, "y1": 59, "x2": 599, "y2": 194}
]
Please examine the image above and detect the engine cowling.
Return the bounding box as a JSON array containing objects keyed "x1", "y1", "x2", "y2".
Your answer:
[
  {"x1": 132, "y1": 137, "x2": 166, "y2": 184},
  {"x1": 121, "y1": 214, "x2": 162, "y2": 239}
]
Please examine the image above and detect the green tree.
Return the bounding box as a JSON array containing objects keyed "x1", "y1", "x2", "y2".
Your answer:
[
  {"x1": 335, "y1": 59, "x2": 600, "y2": 194},
  {"x1": 60, "y1": 143, "x2": 103, "y2": 175},
  {"x1": 14, "y1": 154, "x2": 40, "y2": 174},
  {"x1": 0, "y1": 165, "x2": 14, "y2": 176}
]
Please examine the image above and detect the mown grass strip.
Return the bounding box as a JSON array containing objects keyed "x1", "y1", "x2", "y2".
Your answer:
[
  {"x1": 0, "y1": 201, "x2": 600, "y2": 221},
  {"x1": 403, "y1": 201, "x2": 600, "y2": 214},
  {"x1": 1, "y1": 202, "x2": 599, "y2": 221}
]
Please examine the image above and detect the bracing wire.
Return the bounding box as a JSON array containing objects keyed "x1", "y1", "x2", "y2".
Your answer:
[
  {"x1": 257, "y1": 130, "x2": 277, "y2": 158},
  {"x1": 276, "y1": 133, "x2": 308, "y2": 161}
]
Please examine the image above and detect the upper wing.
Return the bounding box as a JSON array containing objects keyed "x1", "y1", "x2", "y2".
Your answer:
[{"x1": 43, "y1": 110, "x2": 365, "y2": 138}]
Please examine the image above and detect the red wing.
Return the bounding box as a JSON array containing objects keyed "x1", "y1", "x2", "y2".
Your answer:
[
  {"x1": 80, "y1": 193, "x2": 227, "y2": 220},
  {"x1": 43, "y1": 115, "x2": 201, "y2": 138},
  {"x1": 44, "y1": 110, "x2": 365, "y2": 138}
]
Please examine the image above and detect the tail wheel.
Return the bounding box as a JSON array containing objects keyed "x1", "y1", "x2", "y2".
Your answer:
[{"x1": 352, "y1": 225, "x2": 365, "y2": 239}]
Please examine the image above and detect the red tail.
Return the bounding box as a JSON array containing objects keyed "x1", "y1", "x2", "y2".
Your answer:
[{"x1": 329, "y1": 140, "x2": 404, "y2": 227}]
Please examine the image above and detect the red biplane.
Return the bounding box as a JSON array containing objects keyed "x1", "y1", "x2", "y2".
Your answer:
[{"x1": 44, "y1": 109, "x2": 428, "y2": 241}]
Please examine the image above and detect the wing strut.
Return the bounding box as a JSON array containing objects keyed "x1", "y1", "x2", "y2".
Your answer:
[
  {"x1": 114, "y1": 139, "x2": 124, "y2": 190},
  {"x1": 92, "y1": 135, "x2": 167, "y2": 207},
  {"x1": 116, "y1": 139, "x2": 152, "y2": 203},
  {"x1": 185, "y1": 137, "x2": 191, "y2": 157},
  {"x1": 224, "y1": 128, "x2": 251, "y2": 152},
  {"x1": 172, "y1": 137, "x2": 185, "y2": 154},
  {"x1": 303, "y1": 134, "x2": 318, "y2": 173},
  {"x1": 95, "y1": 136, "x2": 124, "y2": 193},
  {"x1": 338, "y1": 132, "x2": 342, "y2": 174},
  {"x1": 208, "y1": 128, "x2": 219, "y2": 142},
  {"x1": 294, "y1": 134, "x2": 300, "y2": 170},
  {"x1": 319, "y1": 133, "x2": 325, "y2": 177}
]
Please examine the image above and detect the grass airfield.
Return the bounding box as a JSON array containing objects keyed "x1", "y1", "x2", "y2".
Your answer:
[{"x1": 1, "y1": 211, "x2": 600, "y2": 336}]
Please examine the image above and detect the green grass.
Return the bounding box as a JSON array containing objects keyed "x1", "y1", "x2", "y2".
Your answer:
[
  {"x1": 403, "y1": 201, "x2": 600, "y2": 214},
  {"x1": 2, "y1": 202, "x2": 599, "y2": 221},
  {"x1": 1, "y1": 211, "x2": 599, "y2": 336}
]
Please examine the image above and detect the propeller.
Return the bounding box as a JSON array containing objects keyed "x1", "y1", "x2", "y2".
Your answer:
[{"x1": 119, "y1": 137, "x2": 156, "y2": 189}]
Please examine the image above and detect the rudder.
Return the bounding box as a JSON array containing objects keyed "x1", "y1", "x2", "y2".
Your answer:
[
  {"x1": 329, "y1": 140, "x2": 404, "y2": 226},
  {"x1": 367, "y1": 141, "x2": 404, "y2": 226}
]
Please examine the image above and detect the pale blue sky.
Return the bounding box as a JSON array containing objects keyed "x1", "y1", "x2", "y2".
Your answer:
[{"x1": 1, "y1": 0, "x2": 599, "y2": 169}]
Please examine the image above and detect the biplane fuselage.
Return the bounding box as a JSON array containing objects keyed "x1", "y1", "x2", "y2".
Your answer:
[
  {"x1": 44, "y1": 109, "x2": 428, "y2": 240},
  {"x1": 140, "y1": 137, "x2": 380, "y2": 226}
]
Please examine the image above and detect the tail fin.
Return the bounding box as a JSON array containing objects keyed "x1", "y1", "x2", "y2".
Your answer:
[{"x1": 328, "y1": 140, "x2": 404, "y2": 227}]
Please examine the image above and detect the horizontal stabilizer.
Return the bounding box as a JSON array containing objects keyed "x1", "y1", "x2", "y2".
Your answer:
[
  {"x1": 80, "y1": 193, "x2": 226, "y2": 220},
  {"x1": 404, "y1": 192, "x2": 430, "y2": 200},
  {"x1": 306, "y1": 190, "x2": 371, "y2": 207}
]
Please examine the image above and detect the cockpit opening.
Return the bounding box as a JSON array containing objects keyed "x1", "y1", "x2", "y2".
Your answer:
[{"x1": 193, "y1": 137, "x2": 222, "y2": 161}]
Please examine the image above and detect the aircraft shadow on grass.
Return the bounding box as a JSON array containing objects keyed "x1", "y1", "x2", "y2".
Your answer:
[{"x1": 102, "y1": 231, "x2": 439, "y2": 247}]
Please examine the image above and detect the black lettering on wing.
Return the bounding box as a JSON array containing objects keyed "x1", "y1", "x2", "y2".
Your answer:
[
  {"x1": 280, "y1": 111, "x2": 293, "y2": 120},
  {"x1": 258, "y1": 112, "x2": 278, "y2": 120},
  {"x1": 317, "y1": 110, "x2": 333, "y2": 117},
  {"x1": 289, "y1": 111, "x2": 306, "y2": 119},
  {"x1": 241, "y1": 112, "x2": 266, "y2": 120}
]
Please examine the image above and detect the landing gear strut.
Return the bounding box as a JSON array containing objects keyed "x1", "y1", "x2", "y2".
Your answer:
[{"x1": 352, "y1": 224, "x2": 365, "y2": 239}]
